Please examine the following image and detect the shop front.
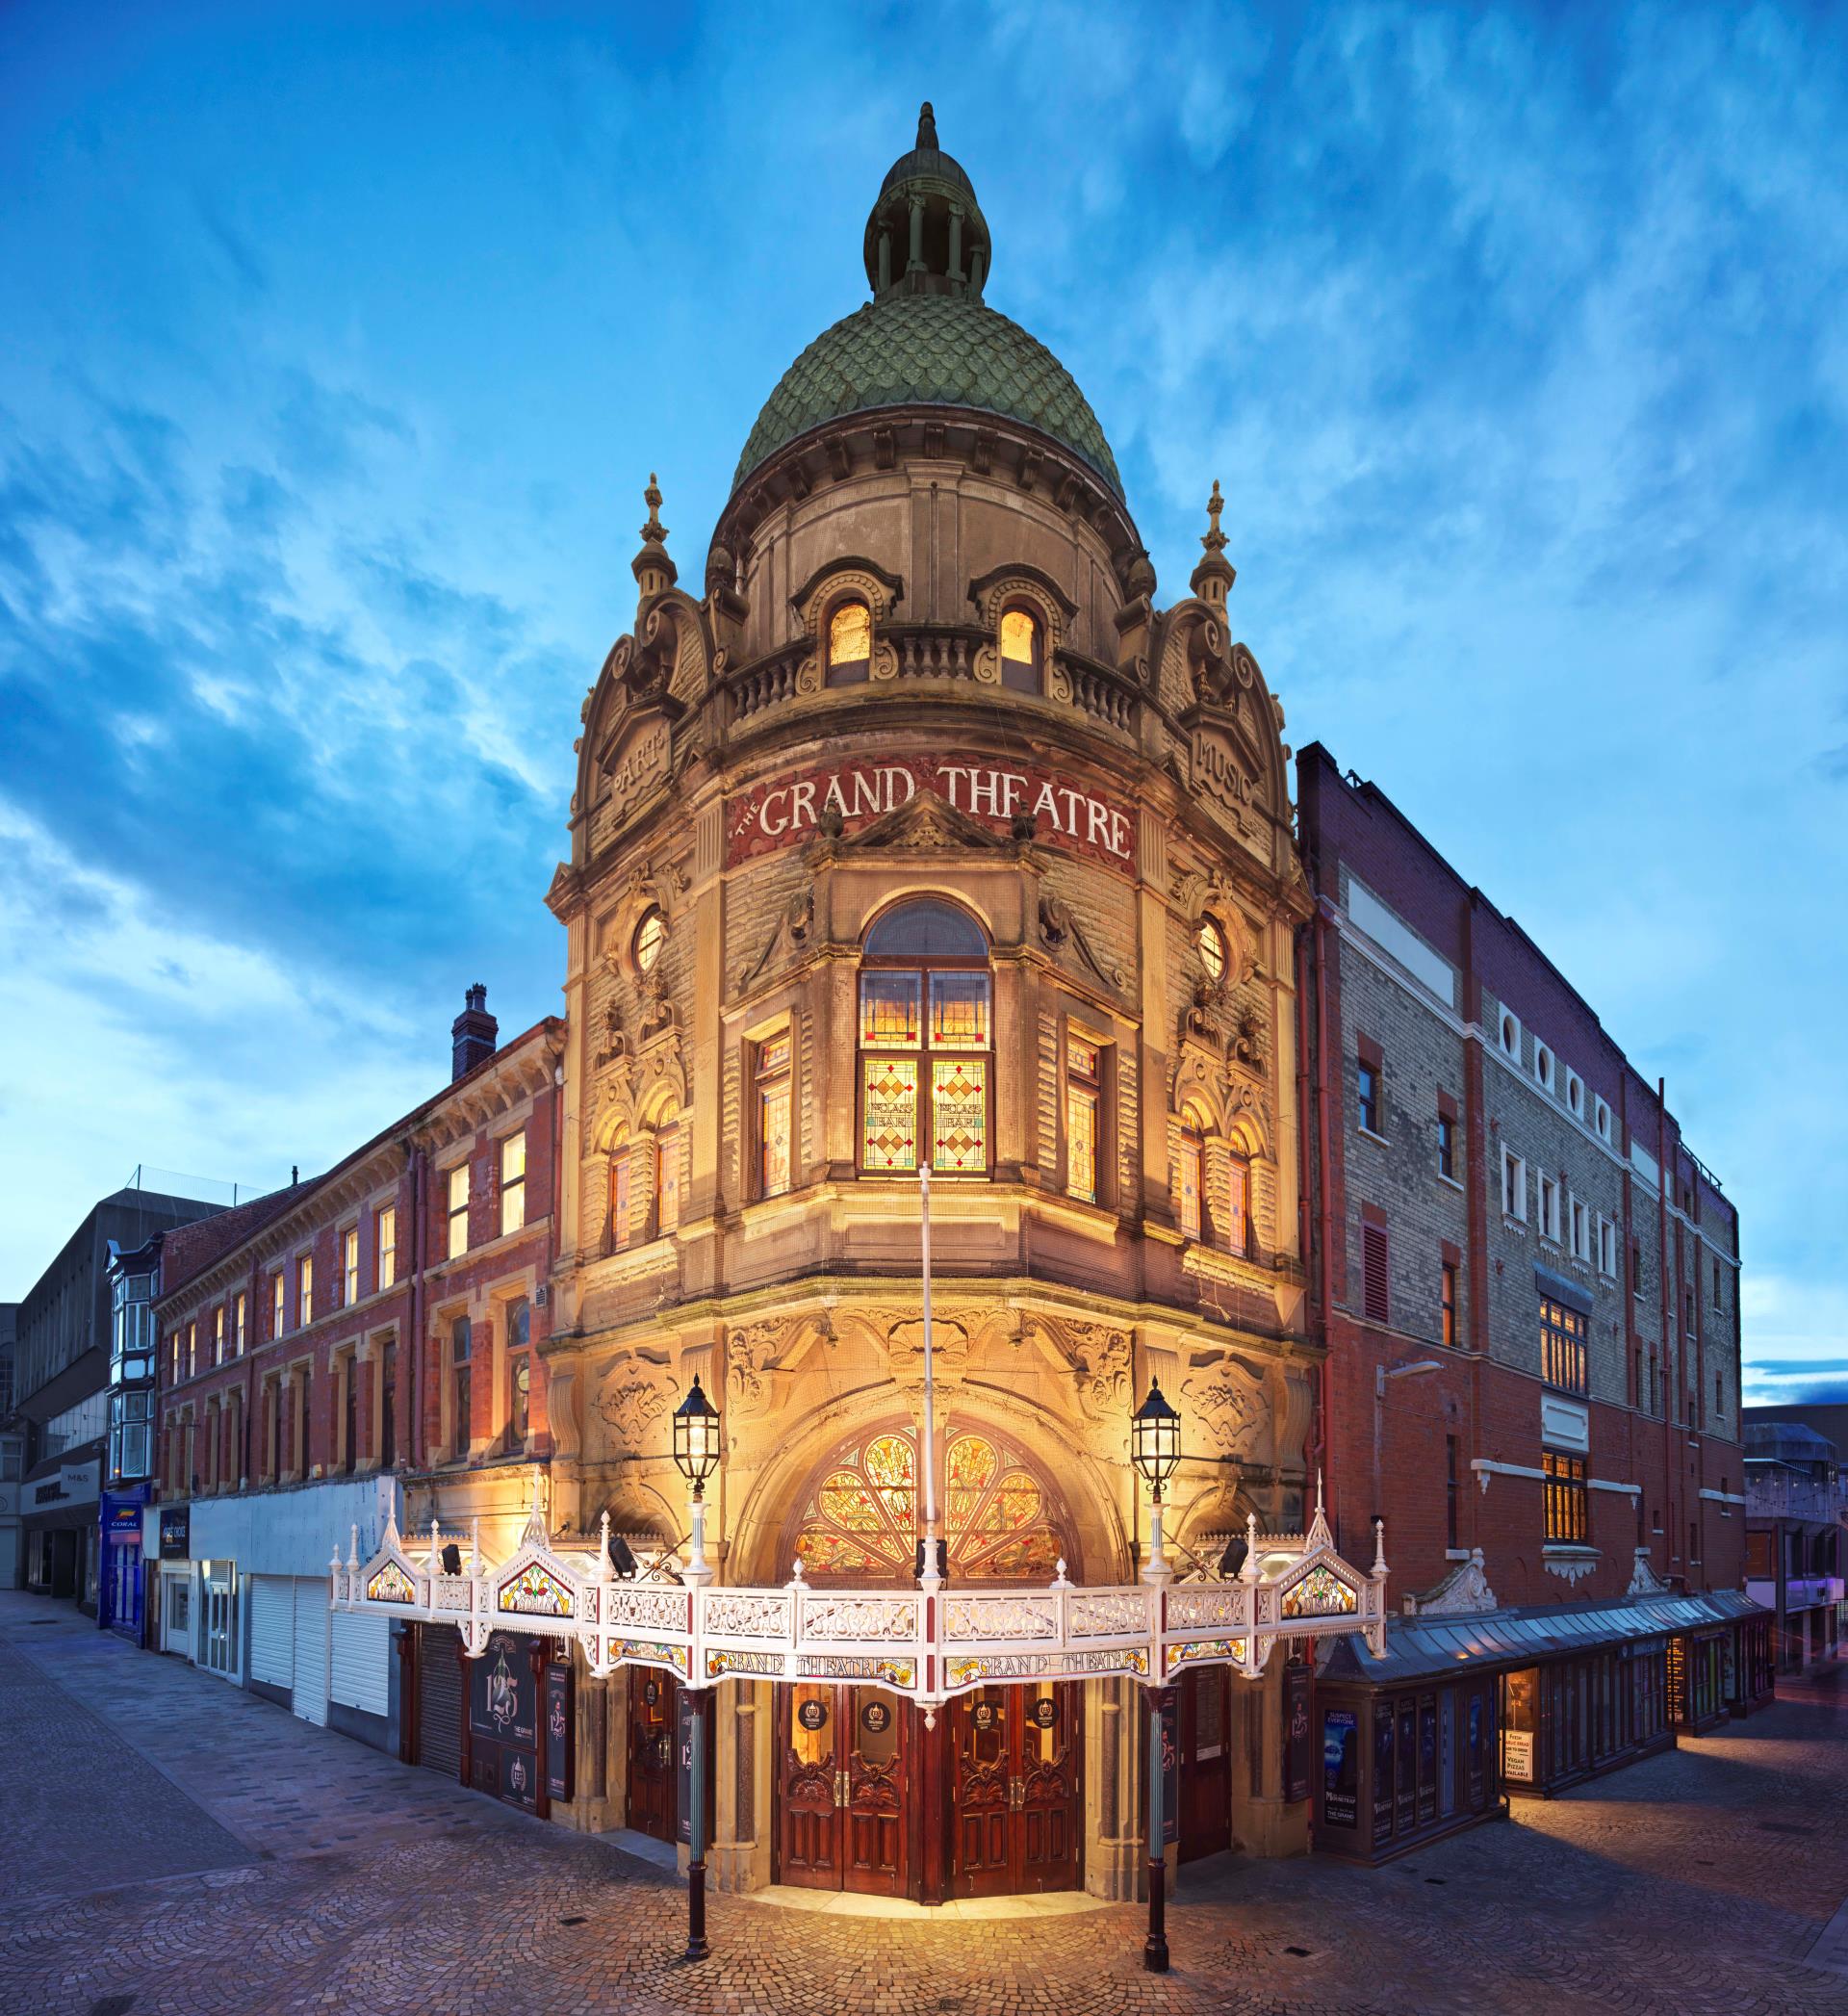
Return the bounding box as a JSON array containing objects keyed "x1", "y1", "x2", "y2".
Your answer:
[
  {"x1": 1731, "y1": 1608, "x2": 1776, "y2": 1717},
  {"x1": 1671, "y1": 1593, "x2": 1770, "y2": 1731},
  {"x1": 24, "y1": 1451, "x2": 102, "y2": 1612}
]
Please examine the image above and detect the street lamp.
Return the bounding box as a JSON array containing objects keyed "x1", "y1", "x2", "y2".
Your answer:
[
  {"x1": 1131, "y1": 1378, "x2": 1180, "y2": 1586},
  {"x1": 673, "y1": 1375, "x2": 721, "y2": 1587}
]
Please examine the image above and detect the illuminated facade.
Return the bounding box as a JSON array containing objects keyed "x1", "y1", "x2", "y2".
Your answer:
[{"x1": 522, "y1": 106, "x2": 1336, "y2": 1899}]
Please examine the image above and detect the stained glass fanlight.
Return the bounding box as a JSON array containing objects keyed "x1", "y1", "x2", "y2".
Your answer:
[{"x1": 794, "y1": 1426, "x2": 1065, "y2": 1583}]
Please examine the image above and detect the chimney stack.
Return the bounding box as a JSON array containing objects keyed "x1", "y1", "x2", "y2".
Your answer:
[{"x1": 451, "y1": 983, "x2": 499, "y2": 1082}]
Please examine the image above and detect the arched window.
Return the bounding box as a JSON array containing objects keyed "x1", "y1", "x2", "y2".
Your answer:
[
  {"x1": 793, "y1": 1424, "x2": 1067, "y2": 1583},
  {"x1": 632, "y1": 907, "x2": 667, "y2": 974},
  {"x1": 999, "y1": 606, "x2": 1041, "y2": 694},
  {"x1": 1197, "y1": 916, "x2": 1227, "y2": 986},
  {"x1": 606, "y1": 1140, "x2": 632, "y2": 1254},
  {"x1": 654, "y1": 1117, "x2": 682, "y2": 1235},
  {"x1": 827, "y1": 599, "x2": 872, "y2": 686},
  {"x1": 858, "y1": 899, "x2": 991, "y2": 1175}
]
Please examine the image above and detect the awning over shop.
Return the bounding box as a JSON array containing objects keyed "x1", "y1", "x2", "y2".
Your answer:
[{"x1": 1320, "y1": 1589, "x2": 1768, "y2": 1688}]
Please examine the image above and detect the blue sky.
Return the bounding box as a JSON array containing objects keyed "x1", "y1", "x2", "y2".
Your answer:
[{"x1": 1, "y1": 3, "x2": 1842, "y2": 1397}]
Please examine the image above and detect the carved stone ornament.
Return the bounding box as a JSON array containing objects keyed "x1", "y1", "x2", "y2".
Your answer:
[
  {"x1": 1178, "y1": 1361, "x2": 1263, "y2": 1456},
  {"x1": 1038, "y1": 893, "x2": 1128, "y2": 995},
  {"x1": 1625, "y1": 1545, "x2": 1669, "y2": 1597},
  {"x1": 1059, "y1": 1321, "x2": 1132, "y2": 1424},
  {"x1": 596, "y1": 1360, "x2": 671, "y2": 1457},
  {"x1": 1403, "y1": 1547, "x2": 1499, "y2": 1618}
]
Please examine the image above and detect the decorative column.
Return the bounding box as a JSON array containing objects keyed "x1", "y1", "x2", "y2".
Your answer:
[
  {"x1": 907, "y1": 193, "x2": 925, "y2": 273},
  {"x1": 1143, "y1": 1684, "x2": 1172, "y2": 1972}
]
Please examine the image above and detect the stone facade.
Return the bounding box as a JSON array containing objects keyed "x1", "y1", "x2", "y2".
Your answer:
[{"x1": 535, "y1": 113, "x2": 1319, "y2": 1890}]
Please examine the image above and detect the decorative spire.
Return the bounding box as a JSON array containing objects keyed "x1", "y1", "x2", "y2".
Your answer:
[
  {"x1": 1190, "y1": 478, "x2": 1237, "y2": 607},
  {"x1": 916, "y1": 100, "x2": 938, "y2": 149},
  {"x1": 631, "y1": 471, "x2": 677, "y2": 599}
]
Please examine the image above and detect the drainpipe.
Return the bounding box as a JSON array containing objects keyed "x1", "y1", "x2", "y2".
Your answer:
[
  {"x1": 1313, "y1": 905, "x2": 1338, "y2": 1536},
  {"x1": 409, "y1": 1147, "x2": 428, "y2": 1470},
  {"x1": 1657, "y1": 1080, "x2": 1674, "y2": 1579}
]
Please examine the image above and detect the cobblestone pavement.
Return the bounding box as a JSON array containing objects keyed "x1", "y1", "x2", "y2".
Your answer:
[{"x1": 3, "y1": 1591, "x2": 1846, "y2": 2016}]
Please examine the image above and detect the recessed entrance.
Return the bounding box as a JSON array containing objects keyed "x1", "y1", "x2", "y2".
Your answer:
[
  {"x1": 948, "y1": 1680, "x2": 1081, "y2": 1897},
  {"x1": 776, "y1": 1682, "x2": 909, "y2": 1896},
  {"x1": 1178, "y1": 1666, "x2": 1231, "y2": 1861}
]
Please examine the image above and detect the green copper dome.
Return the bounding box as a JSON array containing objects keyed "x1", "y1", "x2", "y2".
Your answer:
[
  {"x1": 731, "y1": 106, "x2": 1121, "y2": 500},
  {"x1": 732, "y1": 292, "x2": 1123, "y2": 499}
]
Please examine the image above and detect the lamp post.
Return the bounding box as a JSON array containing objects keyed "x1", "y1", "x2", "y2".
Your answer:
[
  {"x1": 671, "y1": 1374, "x2": 720, "y2": 1963},
  {"x1": 673, "y1": 1374, "x2": 721, "y2": 1588},
  {"x1": 1130, "y1": 1376, "x2": 1181, "y2": 1974},
  {"x1": 1131, "y1": 1378, "x2": 1180, "y2": 1586}
]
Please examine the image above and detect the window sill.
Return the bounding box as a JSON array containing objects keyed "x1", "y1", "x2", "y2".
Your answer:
[
  {"x1": 1502, "y1": 1214, "x2": 1528, "y2": 1231},
  {"x1": 1356, "y1": 1125, "x2": 1389, "y2": 1146},
  {"x1": 1437, "y1": 1173, "x2": 1465, "y2": 1193}
]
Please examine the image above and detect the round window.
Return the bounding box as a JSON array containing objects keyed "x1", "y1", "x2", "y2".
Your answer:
[
  {"x1": 1197, "y1": 917, "x2": 1227, "y2": 984},
  {"x1": 633, "y1": 908, "x2": 667, "y2": 974}
]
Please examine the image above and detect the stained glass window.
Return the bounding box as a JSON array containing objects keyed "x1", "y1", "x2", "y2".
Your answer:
[
  {"x1": 929, "y1": 972, "x2": 990, "y2": 1048},
  {"x1": 860, "y1": 973, "x2": 921, "y2": 1048},
  {"x1": 608, "y1": 1150, "x2": 631, "y2": 1252},
  {"x1": 1067, "y1": 1036, "x2": 1100, "y2": 1204},
  {"x1": 655, "y1": 1124, "x2": 681, "y2": 1234},
  {"x1": 932, "y1": 1060, "x2": 988, "y2": 1172},
  {"x1": 1226, "y1": 1155, "x2": 1249, "y2": 1256},
  {"x1": 859, "y1": 903, "x2": 990, "y2": 1176},
  {"x1": 757, "y1": 1032, "x2": 792, "y2": 1198},
  {"x1": 1178, "y1": 1124, "x2": 1204, "y2": 1241},
  {"x1": 862, "y1": 1058, "x2": 919, "y2": 1171},
  {"x1": 794, "y1": 1427, "x2": 1065, "y2": 1583}
]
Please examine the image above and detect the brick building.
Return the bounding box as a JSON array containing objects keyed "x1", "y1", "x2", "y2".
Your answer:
[
  {"x1": 1299, "y1": 748, "x2": 1770, "y2": 1856},
  {"x1": 152, "y1": 993, "x2": 563, "y2": 1752}
]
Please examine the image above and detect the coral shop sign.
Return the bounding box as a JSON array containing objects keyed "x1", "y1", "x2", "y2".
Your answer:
[{"x1": 727, "y1": 756, "x2": 1135, "y2": 871}]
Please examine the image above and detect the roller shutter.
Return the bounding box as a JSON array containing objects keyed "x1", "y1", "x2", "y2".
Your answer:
[
  {"x1": 416, "y1": 1624, "x2": 463, "y2": 1779},
  {"x1": 249, "y1": 1575, "x2": 295, "y2": 1691},
  {"x1": 331, "y1": 1608, "x2": 392, "y2": 1718},
  {"x1": 292, "y1": 1577, "x2": 330, "y2": 1726}
]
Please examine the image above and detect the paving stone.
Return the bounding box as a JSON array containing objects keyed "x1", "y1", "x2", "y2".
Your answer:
[{"x1": 2, "y1": 1592, "x2": 1846, "y2": 2016}]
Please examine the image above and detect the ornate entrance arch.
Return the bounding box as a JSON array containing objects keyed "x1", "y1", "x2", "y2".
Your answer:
[{"x1": 786, "y1": 1421, "x2": 1071, "y2": 1585}]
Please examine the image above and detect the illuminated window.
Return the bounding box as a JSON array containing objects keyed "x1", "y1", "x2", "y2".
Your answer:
[
  {"x1": 1540, "y1": 1297, "x2": 1588, "y2": 1396},
  {"x1": 827, "y1": 598, "x2": 872, "y2": 685},
  {"x1": 271, "y1": 1271, "x2": 285, "y2": 1337},
  {"x1": 343, "y1": 1227, "x2": 360, "y2": 1306},
  {"x1": 757, "y1": 1033, "x2": 792, "y2": 1199},
  {"x1": 1441, "y1": 1264, "x2": 1458, "y2": 1347},
  {"x1": 655, "y1": 1123, "x2": 682, "y2": 1234},
  {"x1": 999, "y1": 606, "x2": 1040, "y2": 694},
  {"x1": 376, "y1": 1204, "x2": 398, "y2": 1289},
  {"x1": 1066, "y1": 1036, "x2": 1100, "y2": 1203},
  {"x1": 1197, "y1": 917, "x2": 1227, "y2": 984},
  {"x1": 447, "y1": 1163, "x2": 470, "y2": 1259},
  {"x1": 234, "y1": 1292, "x2": 246, "y2": 1357},
  {"x1": 1178, "y1": 1122, "x2": 1203, "y2": 1241},
  {"x1": 857, "y1": 900, "x2": 991, "y2": 1175},
  {"x1": 296, "y1": 1257, "x2": 313, "y2": 1330},
  {"x1": 500, "y1": 1130, "x2": 526, "y2": 1237},
  {"x1": 794, "y1": 1424, "x2": 1066, "y2": 1583},
  {"x1": 507, "y1": 1297, "x2": 531, "y2": 1448},
  {"x1": 633, "y1": 907, "x2": 667, "y2": 974},
  {"x1": 1226, "y1": 1153, "x2": 1250, "y2": 1256},
  {"x1": 187, "y1": 1323, "x2": 196, "y2": 1379},
  {"x1": 451, "y1": 1315, "x2": 473, "y2": 1460},
  {"x1": 1544, "y1": 1450, "x2": 1587, "y2": 1543},
  {"x1": 214, "y1": 1306, "x2": 225, "y2": 1367}
]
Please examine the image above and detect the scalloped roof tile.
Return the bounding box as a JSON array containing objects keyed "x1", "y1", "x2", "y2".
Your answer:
[{"x1": 732, "y1": 293, "x2": 1122, "y2": 499}]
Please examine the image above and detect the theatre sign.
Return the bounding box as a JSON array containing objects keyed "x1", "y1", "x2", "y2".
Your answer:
[{"x1": 727, "y1": 754, "x2": 1137, "y2": 872}]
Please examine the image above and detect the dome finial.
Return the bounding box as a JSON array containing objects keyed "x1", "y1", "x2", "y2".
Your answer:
[
  {"x1": 631, "y1": 471, "x2": 677, "y2": 599},
  {"x1": 916, "y1": 100, "x2": 938, "y2": 149},
  {"x1": 1191, "y1": 478, "x2": 1236, "y2": 607}
]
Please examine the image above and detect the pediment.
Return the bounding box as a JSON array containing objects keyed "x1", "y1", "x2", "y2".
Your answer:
[{"x1": 836, "y1": 787, "x2": 1013, "y2": 856}]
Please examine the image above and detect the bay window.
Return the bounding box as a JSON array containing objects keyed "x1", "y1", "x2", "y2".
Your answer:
[{"x1": 857, "y1": 900, "x2": 992, "y2": 1176}]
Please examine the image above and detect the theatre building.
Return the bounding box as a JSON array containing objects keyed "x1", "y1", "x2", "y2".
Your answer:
[
  {"x1": 1296, "y1": 750, "x2": 1771, "y2": 1860},
  {"x1": 436, "y1": 105, "x2": 1394, "y2": 1903}
]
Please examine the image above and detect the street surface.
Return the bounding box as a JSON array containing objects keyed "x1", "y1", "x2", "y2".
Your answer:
[{"x1": 2, "y1": 1590, "x2": 1845, "y2": 2015}]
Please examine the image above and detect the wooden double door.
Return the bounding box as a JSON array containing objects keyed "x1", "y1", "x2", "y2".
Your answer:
[
  {"x1": 778, "y1": 1681, "x2": 910, "y2": 1895},
  {"x1": 948, "y1": 1680, "x2": 1081, "y2": 1898}
]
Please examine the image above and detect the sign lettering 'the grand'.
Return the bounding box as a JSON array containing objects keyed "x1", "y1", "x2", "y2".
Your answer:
[{"x1": 727, "y1": 756, "x2": 1135, "y2": 871}]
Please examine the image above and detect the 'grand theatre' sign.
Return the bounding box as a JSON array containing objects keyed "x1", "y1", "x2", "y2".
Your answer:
[{"x1": 728, "y1": 755, "x2": 1135, "y2": 872}]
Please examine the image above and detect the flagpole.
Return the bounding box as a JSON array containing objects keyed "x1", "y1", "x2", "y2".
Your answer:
[{"x1": 918, "y1": 1161, "x2": 941, "y2": 1587}]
